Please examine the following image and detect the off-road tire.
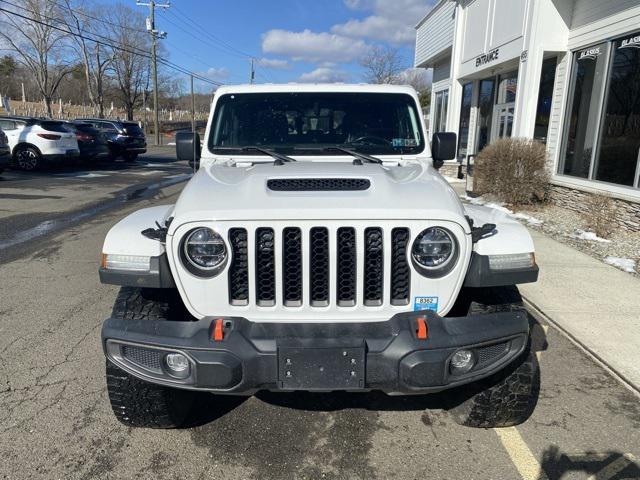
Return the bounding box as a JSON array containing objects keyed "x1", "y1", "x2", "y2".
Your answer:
[
  {"x1": 106, "y1": 360, "x2": 194, "y2": 428},
  {"x1": 106, "y1": 287, "x2": 195, "y2": 428},
  {"x1": 14, "y1": 146, "x2": 41, "y2": 171},
  {"x1": 449, "y1": 286, "x2": 539, "y2": 428}
]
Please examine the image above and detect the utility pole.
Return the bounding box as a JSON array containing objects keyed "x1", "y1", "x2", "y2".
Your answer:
[
  {"x1": 137, "y1": 0, "x2": 169, "y2": 146},
  {"x1": 190, "y1": 74, "x2": 196, "y2": 173},
  {"x1": 249, "y1": 58, "x2": 255, "y2": 84}
]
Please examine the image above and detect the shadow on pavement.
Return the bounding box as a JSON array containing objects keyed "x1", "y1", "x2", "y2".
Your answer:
[{"x1": 540, "y1": 445, "x2": 640, "y2": 480}]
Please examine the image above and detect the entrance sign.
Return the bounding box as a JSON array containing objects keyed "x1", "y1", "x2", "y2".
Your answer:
[{"x1": 475, "y1": 48, "x2": 500, "y2": 67}]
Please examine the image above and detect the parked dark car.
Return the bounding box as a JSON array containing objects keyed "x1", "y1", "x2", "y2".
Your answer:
[
  {"x1": 74, "y1": 118, "x2": 147, "y2": 161},
  {"x1": 0, "y1": 127, "x2": 10, "y2": 174},
  {"x1": 63, "y1": 121, "x2": 110, "y2": 163}
]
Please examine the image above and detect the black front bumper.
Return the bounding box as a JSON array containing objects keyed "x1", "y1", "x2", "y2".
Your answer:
[{"x1": 102, "y1": 310, "x2": 529, "y2": 395}]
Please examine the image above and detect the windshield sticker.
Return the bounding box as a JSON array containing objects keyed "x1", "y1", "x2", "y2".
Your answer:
[
  {"x1": 392, "y1": 138, "x2": 418, "y2": 147},
  {"x1": 414, "y1": 296, "x2": 438, "y2": 312}
]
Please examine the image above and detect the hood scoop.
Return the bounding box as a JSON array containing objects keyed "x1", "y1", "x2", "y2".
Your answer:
[{"x1": 267, "y1": 178, "x2": 371, "y2": 191}]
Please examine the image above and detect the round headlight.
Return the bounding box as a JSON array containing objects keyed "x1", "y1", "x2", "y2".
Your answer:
[
  {"x1": 412, "y1": 227, "x2": 457, "y2": 276},
  {"x1": 182, "y1": 227, "x2": 227, "y2": 276}
]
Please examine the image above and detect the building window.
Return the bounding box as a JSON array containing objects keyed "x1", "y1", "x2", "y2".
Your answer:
[
  {"x1": 594, "y1": 35, "x2": 640, "y2": 187},
  {"x1": 561, "y1": 31, "x2": 640, "y2": 189},
  {"x1": 534, "y1": 57, "x2": 558, "y2": 143},
  {"x1": 494, "y1": 71, "x2": 518, "y2": 139},
  {"x1": 476, "y1": 78, "x2": 495, "y2": 153},
  {"x1": 433, "y1": 89, "x2": 449, "y2": 134},
  {"x1": 457, "y1": 82, "x2": 473, "y2": 158}
]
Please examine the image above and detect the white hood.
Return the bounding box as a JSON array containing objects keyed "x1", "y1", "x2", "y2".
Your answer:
[{"x1": 169, "y1": 160, "x2": 469, "y2": 230}]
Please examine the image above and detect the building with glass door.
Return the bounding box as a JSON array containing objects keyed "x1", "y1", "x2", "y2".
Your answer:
[{"x1": 415, "y1": 0, "x2": 640, "y2": 231}]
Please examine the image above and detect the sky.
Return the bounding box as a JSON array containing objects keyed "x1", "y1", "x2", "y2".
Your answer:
[{"x1": 114, "y1": 0, "x2": 435, "y2": 91}]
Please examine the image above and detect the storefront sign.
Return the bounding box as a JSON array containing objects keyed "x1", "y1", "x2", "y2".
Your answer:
[
  {"x1": 475, "y1": 48, "x2": 499, "y2": 67},
  {"x1": 578, "y1": 47, "x2": 601, "y2": 61},
  {"x1": 620, "y1": 34, "x2": 640, "y2": 49}
]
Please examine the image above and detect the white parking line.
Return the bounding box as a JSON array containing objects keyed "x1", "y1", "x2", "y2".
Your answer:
[{"x1": 495, "y1": 427, "x2": 549, "y2": 480}]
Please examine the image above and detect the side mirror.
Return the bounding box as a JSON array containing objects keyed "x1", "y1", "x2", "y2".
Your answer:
[
  {"x1": 176, "y1": 131, "x2": 201, "y2": 168},
  {"x1": 431, "y1": 132, "x2": 457, "y2": 169}
]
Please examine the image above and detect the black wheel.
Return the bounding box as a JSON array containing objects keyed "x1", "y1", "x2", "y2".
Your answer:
[
  {"x1": 106, "y1": 287, "x2": 195, "y2": 428},
  {"x1": 123, "y1": 152, "x2": 138, "y2": 162},
  {"x1": 449, "y1": 286, "x2": 539, "y2": 428},
  {"x1": 14, "y1": 146, "x2": 41, "y2": 171}
]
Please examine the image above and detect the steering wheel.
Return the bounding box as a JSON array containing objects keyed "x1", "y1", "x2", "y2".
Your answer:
[{"x1": 350, "y1": 135, "x2": 391, "y2": 146}]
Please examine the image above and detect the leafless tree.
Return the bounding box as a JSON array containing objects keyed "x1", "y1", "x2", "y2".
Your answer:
[
  {"x1": 0, "y1": 0, "x2": 73, "y2": 117},
  {"x1": 60, "y1": 0, "x2": 112, "y2": 117},
  {"x1": 396, "y1": 68, "x2": 431, "y2": 109},
  {"x1": 359, "y1": 45, "x2": 405, "y2": 84},
  {"x1": 104, "y1": 4, "x2": 151, "y2": 120}
]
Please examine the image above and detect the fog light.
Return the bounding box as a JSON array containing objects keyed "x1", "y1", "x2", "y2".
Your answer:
[
  {"x1": 164, "y1": 353, "x2": 190, "y2": 379},
  {"x1": 450, "y1": 349, "x2": 475, "y2": 374}
]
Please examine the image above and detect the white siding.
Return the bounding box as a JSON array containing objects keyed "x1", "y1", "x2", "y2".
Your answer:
[
  {"x1": 546, "y1": 53, "x2": 569, "y2": 170},
  {"x1": 571, "y1": 0, "x2": 640, "y2": 28},
  {"x1": 569, "y1": 0, "x2": 640, "y2": 48},
  {"x1": 415, "y1": 1, "x2": 456, "y2": 67}
]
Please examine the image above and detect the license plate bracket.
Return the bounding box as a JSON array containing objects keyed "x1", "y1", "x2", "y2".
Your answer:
[{"x1": 278, "y1": 342, "x2": 365, "y2": 390}]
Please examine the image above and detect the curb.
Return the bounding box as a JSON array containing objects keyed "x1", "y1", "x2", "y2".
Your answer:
[{"x1": 523, "y1": 296, "x2": 640, "y2": 398}]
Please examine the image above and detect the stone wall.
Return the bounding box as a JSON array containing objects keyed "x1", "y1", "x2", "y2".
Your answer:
[{"x1": 549, "y1": 184, "x2": 640, "y2": 233}]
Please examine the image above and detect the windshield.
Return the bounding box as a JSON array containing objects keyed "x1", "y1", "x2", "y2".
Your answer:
[{"x1": 209, "y1": 92, "x2": 425, "y2": 155}]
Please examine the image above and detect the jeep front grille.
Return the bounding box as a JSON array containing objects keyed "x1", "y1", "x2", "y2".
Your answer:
[{"x1": 227, "y1": 226, "x2": 411, "y2": 308}]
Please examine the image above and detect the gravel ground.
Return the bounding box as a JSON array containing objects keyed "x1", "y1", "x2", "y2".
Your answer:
[{"x1": 462, "y1": 193, "x2": 640, "y2": 277}]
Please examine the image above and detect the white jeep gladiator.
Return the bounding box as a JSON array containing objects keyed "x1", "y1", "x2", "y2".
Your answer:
[{"x1": 99, "y1": 84, "x2": 539, "y2": 429}]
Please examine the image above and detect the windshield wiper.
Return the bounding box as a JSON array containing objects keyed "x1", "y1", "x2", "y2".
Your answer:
[
  {"x1": 215, "y1": 146, "x2": 296, "y2": 164},
  {"x1": 323, "y1": 146, "x2": 382, "y2": 164}
]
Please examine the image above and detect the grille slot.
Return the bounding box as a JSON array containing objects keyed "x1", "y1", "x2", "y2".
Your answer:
[
  {"x1": 309, "y1": 227, "x2": 329, "y2": 306},
  {"x1": 282, "y1": 227, "x2": 303, "y2": 307},
  {"x1": 228, "y1": 228, "x2": 249, "y2": 305},
  {"x1": 336, "y1": 227, "x2": 357, "y2": 306},
  {"x1": 390, "y1": 228, "x2": 411, "y2": 305},
  {"x1": 255, "y1": 227, "x2": 276, "y2": 306},
  {"x1": 363, "y1": 227, "x2": 384, "y2": 306},
  {"x1": 121, "y1": 345, "x2": 162, "y2": 372},
  {"x1": 267, "y1": 178, "x2": 370, "y2": 191}
]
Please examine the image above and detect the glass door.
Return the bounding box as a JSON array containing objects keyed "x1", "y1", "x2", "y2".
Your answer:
[
  {"x1": 492, "y1": 71, "x2": 518, "y2": 140},
  {"x1": 475, "y1": 79, "x2": 495, "y2": 153}
]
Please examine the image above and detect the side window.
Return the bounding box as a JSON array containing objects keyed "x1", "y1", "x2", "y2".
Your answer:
[
  {"x1": 101, "y1": 123, "x2": 118, "y2": 133},
  {"x1": 0, "y1": 120, "x2": 16, "y2": 130}
]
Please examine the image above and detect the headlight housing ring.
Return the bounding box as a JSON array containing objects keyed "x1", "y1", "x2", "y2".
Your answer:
[
  {"x1": 180, "y1": 227, "x2": 227, "y2": 277},
  {"x1": 411, "y1": 227, "x2": 458, "y2": 277}
]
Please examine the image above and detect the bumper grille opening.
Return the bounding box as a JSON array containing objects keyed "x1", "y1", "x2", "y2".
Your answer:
[
  {"x1": 390, "y1": 228, "x2": 411, "y2": 305},
  {"x1": 475, "y1": 342, "x2": 509, "y2": 367},
  {"x1": 121, "y1": 345, "x2": 162, "y2": 372},
  {"x1": 336, "y1": 227, "x2": 357, "y2": 306},
  {"x1": 363, "y1": 227, "x2": 384, "y2": 306},
  {"x1": 228, "y1": 228, "x2": 249, "y2": 305},
  {"x1": 255, "y1": 227, "x2": 276, "y2": 306},
  {"x1": 309, "y1": 227, "x2": 329, "y2": 307},
  {"x1": 282, "y1": 227, "x2": 303, "y2": 307}
]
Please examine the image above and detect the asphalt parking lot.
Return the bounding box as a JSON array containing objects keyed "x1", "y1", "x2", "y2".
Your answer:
[{"x1": 0, "y1": 149, "x2": 639, "y2": 480}]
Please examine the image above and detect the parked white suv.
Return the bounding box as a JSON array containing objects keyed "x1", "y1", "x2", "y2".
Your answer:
[
  {"x1": 99, "y1": 84, "x2": 540, "y2": 430},
  {"x1": 0, "y1": 116, "x2": 79, "y2": 170}
]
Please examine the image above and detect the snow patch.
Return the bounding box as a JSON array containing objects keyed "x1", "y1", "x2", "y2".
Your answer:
[
  {"x1": 442, "y1": 175, "x2": 465, "y2": 184},
  {"x1": 460, "y1": 195, "x2": 543, "y2": 225},
  {"x1": 569, "y1": 229, "x2": 611, "y2": 243},
  {"x1": 604, "y1": 256, "x2": 636, "y2": 273}
]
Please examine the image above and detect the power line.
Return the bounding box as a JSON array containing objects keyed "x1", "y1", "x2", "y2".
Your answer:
[{"x1": 0, "y1": 1, "x2": 223, "y2": 86}]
